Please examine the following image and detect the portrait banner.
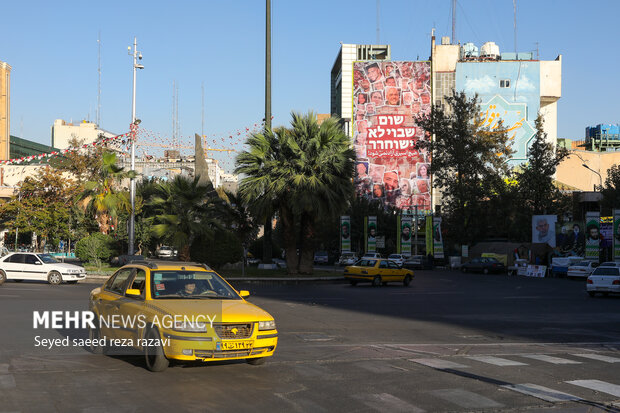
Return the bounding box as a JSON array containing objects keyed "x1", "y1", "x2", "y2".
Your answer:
[
  {"x1": 432, "y1": 217, "x2": 444, "y2": 259},
  {"x1": 532, "y1": 215, "x2": 557, "y2": 247},
  {"x1": 367, "y1": 216, "x2": 377, "y2": 253},
  {"x1": 614, "y1": 210, "x2": 620, "y2": 260},
  {"x1": 585, "y1": 211, "x2": 601, "y2": 261},
  {"x1": 400, "y1": 215, "x2": 412, "y2": 256},
  {"x1": 340, "y1": 216, "x2": 351, "y2": 253},
  {"x1": 353, "y1": 61, "x2": 431, "y2": 211}
]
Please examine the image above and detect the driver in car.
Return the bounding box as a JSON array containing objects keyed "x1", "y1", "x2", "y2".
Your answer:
[{"x1": 179, "y1": 280, "x2": 201, "y2": 296}]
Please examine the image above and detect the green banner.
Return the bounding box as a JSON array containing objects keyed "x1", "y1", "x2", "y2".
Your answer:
[
  {"x1": 585, "y1": 211, "x2": 600, "y2": 262},
  {"x1": 340, "y1": 216, "x2": 351, "y2": 253},
  {"x1": 400, "y1": 215, "x2": 412, "y2": 256},
  {"x1": 425, "y1": 216, "x2": 432, "y2": 254},
  {"x1": 433, "y1": 217, "x2": 444, "y2": 259},
  {"x1": 367, "y1": 216, "x2": 377, "y2": 253}
]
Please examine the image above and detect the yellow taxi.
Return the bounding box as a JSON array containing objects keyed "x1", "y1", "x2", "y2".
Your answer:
[
  {"x1": 89, "y1": 260, "x2": 277, "y2": 371},
  {"x1": 344, "y1": 258, "x2": 414, "y2": 287}
]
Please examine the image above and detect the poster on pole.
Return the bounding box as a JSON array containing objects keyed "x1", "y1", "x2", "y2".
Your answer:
[
  {"x1": 433, "y1": 216, "x2": 444, "y2": 259},
  {"x1": 585, "y1": 211, "x2": 601, "y2": 261},
  {"x1": 367, "y1": 216, "x2": 377, "y2": 253},
  {"x1": 532, "y1": 215, "x2": 557, "y2": 247},
  {"x1": 425, "y1": 216, "x2": 432, "y2": 255},
  {"x1": 614, "y1": 210, "x2": 620, "y2": 261},
  {"x1": 401, "y1": 215, "x2": 412, "y2": 256},
  {"x1": 340, "y1": 216, "x2": 351, "y2": 253}
]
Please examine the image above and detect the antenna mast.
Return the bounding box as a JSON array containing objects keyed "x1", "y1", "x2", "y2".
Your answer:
[
  {"x1": 97, "y1": 31, "x2": 101, "y2": 126},
  {"x1": 201, "y1": 82, "x2": 205, "y2": 137},
  {"x1": 513, "y1": 0, "x2": 517, "y2": 53},
  {"x1": 451, "y1": 0, "x2": 456, "y2": 44},
  {"x1": 376, "y1": 0, "x2": 380, "y2": 44}
]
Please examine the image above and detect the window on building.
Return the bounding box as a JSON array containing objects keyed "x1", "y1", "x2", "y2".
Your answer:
[{"x1": 500, "y1": 79, "x2": 511, "y2": 88}]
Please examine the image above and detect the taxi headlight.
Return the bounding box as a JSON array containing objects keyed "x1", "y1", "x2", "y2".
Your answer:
[
  {"x1": 173, "y1": 321, "x2": 207, "y2": 332},
  {"x1": 258, "y1": 320, "x2": 276, "y2": 331}
]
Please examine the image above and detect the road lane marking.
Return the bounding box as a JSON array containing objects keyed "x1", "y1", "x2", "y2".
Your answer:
[
  {"x1": 567, "y1": 380, "x2": 620, "y2": 397},
  {"x1": 501, "y1": 383, "x2": 582, "y2": 402},
  {"x1": 430, "y1": 388, "x2": 503, "y2": 408},
  {"x1": 571, "y1": 353, "x2": 620, "y2": 363},
  {"x1": 0, "y1": 374, "x2": 16, "y2": 389},
  {"x1": 466, "y1": 356, "x2": 527, "y2": 366},
  {"x1": 520, "y1": 354, "x2": 581, "y2": 364},
  {"x1": 353, "y1": 393, "x2": 425, "y2": 412},
  {"x1": 409, "y1": 358, "x2": 469, "y2": 369}
]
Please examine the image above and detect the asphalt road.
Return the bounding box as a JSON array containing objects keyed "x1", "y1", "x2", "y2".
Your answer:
[{"x1": 1, "y1": 270, "x2": 619, "y2": 413}]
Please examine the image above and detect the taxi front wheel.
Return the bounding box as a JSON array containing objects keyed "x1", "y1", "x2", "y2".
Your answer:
[
  {"x1": 372, "y1": 276, "x2": 382, "y2": 287},
  {"x1": 403, "y1": 275, "x2": 412, "y2": 286},
  {"x1": 144, "y1": 328, "x2": 169, "y2": 372}
]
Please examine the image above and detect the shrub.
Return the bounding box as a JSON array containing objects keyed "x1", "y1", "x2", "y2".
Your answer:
[
  {"x1": 75, "y1": 233, "x2": 116, "y2": 269},
  {"x1": 191, "y1": 230, "x2": 243, "y2": 268}
]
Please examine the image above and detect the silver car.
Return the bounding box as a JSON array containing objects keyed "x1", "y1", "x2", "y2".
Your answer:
[
  {"x1": 567, "y1": 260, "x2": 599, "y2": 278},
  {"x1": 587, "y1": 267, "x2": 620, "y2": 297}
]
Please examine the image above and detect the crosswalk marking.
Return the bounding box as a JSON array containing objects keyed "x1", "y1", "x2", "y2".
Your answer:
[
  {"x1": 502, "y1": 383, "x2": 582, "y2": 402},
  {"x1": 466, "y1": 355, "x2": 527, "y2": 366},
  {"x1": 353, "y1": 393, "x2": 425, "y2": 413},
  {"x1": 430, "y1": 388, "x2": 503, "y2": 408},
  {"x1": 571, "y1": 353, "x2": 620, "y2": 363},
  {"x1": 409, "y1": 358, "x2": 469, "y2": 369},
  {"x1": 567, "y1": 380, "x2": 620, "y2": 397},
  {"x1": 520, "y1": 354, "x2": 581, "y2": 364}
]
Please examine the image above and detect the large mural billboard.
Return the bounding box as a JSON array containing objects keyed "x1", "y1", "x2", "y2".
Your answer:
[{"x1": 353, "y1": 61, "x2": 431, "y2": 211}]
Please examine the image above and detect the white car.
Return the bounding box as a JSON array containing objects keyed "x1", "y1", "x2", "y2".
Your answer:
[
  {"x1": 156, "y1": 246, "x2": 177, "y2": 259},
  {"x1": 362, "y1": 253, "x2": 382, "y2": 259},
  {"x1": 567, "y1": 260, "x2": 599, "y2": 278},
  {"x1": 0, "y1": 252, "x2": 86, "y2": 285},
  {"x1": 387, "y1": 254, "x2": 408, "y2": 266},
  {"x1": 587, "y1": 266, "x2": 620, "y2": 297},
  {"x1": 338, "y1": 252, "x2": 358, "y2": 266}
]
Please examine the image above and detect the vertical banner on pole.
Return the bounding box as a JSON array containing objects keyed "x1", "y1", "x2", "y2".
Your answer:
[
  {"x1": 585, "y1": 211, "x2": 601, "y2": 262},
  {"x1": 396, "y1": 215, "x2": 401, "y2": 254},
  {"x1": 614, "y1": 210, "x2": 620, "y2": 261},
  {"x1": 401, "y1": 215, "x2": 412, "y2": 256},
  {"x1": 367, "y1": 216, "x2": 377, "y2": 253},
  {"x1": 425, "y1": 216, "x2": 433, "y2": 254},
  {"x1": 340, "y1": 216, "x2": 351, "y2": 253},
  {"x1": 433, "y1": 216, "x2": 444, "y2": 259}
]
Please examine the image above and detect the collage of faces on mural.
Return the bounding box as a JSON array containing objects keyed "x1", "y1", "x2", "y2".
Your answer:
[{"x1": 353, "y1": 61, "x2": 431, "y2": 211}]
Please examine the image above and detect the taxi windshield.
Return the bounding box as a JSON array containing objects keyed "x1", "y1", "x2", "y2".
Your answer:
[{"x1": 150, "y1": 270, "x2": 240, "y2": 300}]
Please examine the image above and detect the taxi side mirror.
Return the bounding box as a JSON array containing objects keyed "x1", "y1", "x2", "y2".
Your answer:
[
  {"x1": 239, "y1": 290, "x2": 250, "y2": 298},
  {"x1": 125, "y1": 288, "x2": 141, "y2": 297}
]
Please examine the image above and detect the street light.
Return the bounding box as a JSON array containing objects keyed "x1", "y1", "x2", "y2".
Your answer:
[
  {"x1": 582, "y1": 163, "x2": 602, "y2": 191},
  {"x1": 128, "y1": 37, "x2": 144, "y2": 255}
]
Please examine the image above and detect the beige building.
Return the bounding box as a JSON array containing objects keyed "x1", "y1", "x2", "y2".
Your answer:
[
  {"x1": 557, "y1": 150, "x2": 620, "y2": 192},
  {"x1": 0, "y1": 60, "x2": 11, "y2": 161},
  {"x1": 51, "y1": 119, "x2": 116, "y2": 149}
]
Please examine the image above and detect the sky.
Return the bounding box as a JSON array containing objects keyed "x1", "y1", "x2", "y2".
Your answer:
[{"x1": 1, "y1": 0, "x2": 619, "y2": 172}]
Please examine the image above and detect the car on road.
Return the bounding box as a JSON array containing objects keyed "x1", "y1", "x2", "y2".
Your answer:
[
  {"x1": 587, "y1": 266, "x2": 620, "y2": 297},
  {"x1": 461, "y1": 257, "x2": 506, "y2": 274},
  {"x1": 361, "y1": 252, "x2": 382, "y2": 259},
  {"x1": 402, "y1": 255, "x2": 430, "y2": 270},
  {"x1": 0, "y1": 252, "x2": 86, "y2": 285},
  {"x1": 387, "y1": 254, "x2": 408, "y2": 267},
  {"x1": 89, "y1": 260, "x2": 278, "y2": 371},
  {"x1": 337, "y1": 252, "x2": 358, "y2": 266},
  {"x1": 598, "y1": 261, "x2": 620, "y2": 268},
  {"x1": 156, "y1": 246, "x2": 177, "y2": 259},
  {"x1": 313, "y1": 251, "x2": 329, "y2": 265},
  {"x1": 567, "y1": 260, "x2": 599, "y2": 278},
  {"x1": 344, "y1": 258, "x2": 413, "y2": 287}
]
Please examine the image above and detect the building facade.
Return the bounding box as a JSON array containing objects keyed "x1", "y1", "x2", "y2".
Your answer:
[
  {"x1": 51, "y1": 119, "x2": 116, "y2": 149},
  {"x1": 0, "y1": 60, "x2": 11, "y2": 161}
]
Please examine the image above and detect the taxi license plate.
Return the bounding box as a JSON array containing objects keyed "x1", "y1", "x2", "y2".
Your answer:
[{"x1": 221, "y1": 341, "x2": 253, "y2": 350}]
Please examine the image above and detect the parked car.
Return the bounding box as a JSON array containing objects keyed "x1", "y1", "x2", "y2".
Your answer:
[
  {"x1": 387, "y1": 254, "x2": 408, "y2": 266},
  {"x1": 587, "y1": 266, "x2": 620, "y2": 297},
  {"x1": 402, "y1": 255, "x2": 431, "y2": 270},
  {"x1": 337, "y1": 252, "x2": 358, "y2": 266},
  {"x1": 598, "y1": 261, "x2": 620, "y2": 267},
  {"x1": 361, "y1": 253, "x2": 382, "y2": 259},
  {"x1": 89, "y1": 260, "x2": 278, "y2": 371},
  {"x1": 156, "y1": 246, "x2": 177, "y2": 259},
  {"x1": 313, "y1": 251, "x2": 329, "y2": 265},
  {"x1": 0, "y1": 252, "x2": 86, "y2": 285},
  {"x1": 246, "y1": 252, "x2": 260, "y2": 265},
  {"x1": 567, "y1": 260, "x2": 599, "y2": 278},
  {"x1": 344, "y1": 258, "x2": 413, "y2": 287},
  {"x1": 461, "y1": 257, "x2": 506, "y2": 274}
]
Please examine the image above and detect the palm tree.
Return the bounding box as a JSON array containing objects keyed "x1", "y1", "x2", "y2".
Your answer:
[
  {"x1": 79, "y1": 151, "x2": 135, "y2": 234},
  {"x1": 236, "y1": 112, "x2": 355, "y2": 274},
  {"x1": 148, "y1": 175, "x2": 224, "y2": 261}
]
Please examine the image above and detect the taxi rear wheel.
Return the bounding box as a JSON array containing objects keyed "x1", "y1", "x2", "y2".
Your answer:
[
  {"x1": 372, "y1": 276, "x2": 382, "y2": 287},
  {"x1": 144, "y1": 328, "x2": 169, "y2": 372},
  {"x1": 88, "y1": 325, "x2": 105, "y2": 355},
  {"x1": 403, "y1": 275, "x2": 412, "y2": 286},
  {"x1": 247, "y1": 357, "x2": 266, "y2": 365}
]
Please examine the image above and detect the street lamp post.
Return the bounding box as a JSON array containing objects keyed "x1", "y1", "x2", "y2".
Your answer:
[
  {"x1": 128, "y1": 37, "x2": 144, "y2": 255},
  {"x1": 582, "y1": 163, "x2": 602, "y2": 191}
]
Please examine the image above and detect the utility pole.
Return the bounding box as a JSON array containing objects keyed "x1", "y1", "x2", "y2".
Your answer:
[
  {"x1": 263, "y1": 0, "x2": 273, "y2": 266},
  {"x1": 128, "y1": 37, "x2": 144, "y2": 255},
  {"x1": 414, "y1": 205, "x2": 419, "y2": 255},
  {"x1": 451, "y1": 0, "x2": 456, "y2": 44}
]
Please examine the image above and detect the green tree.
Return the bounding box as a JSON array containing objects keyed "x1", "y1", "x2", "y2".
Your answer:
[
  {"x1": 515, "y1": 114, "x2": 570, "y2": 216},
  {"x1": 147, "y1": 175, "x2": 224, "y2": 261},
  {"x1": 415, "y1": 91, "x2": 514, "y2": 245},
  {"x1": 600, "y1": 165, "x2": 620, "y2": 213},
  {"x1": 236, "y1": 112, "x2": 355, "y2": 274}
]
